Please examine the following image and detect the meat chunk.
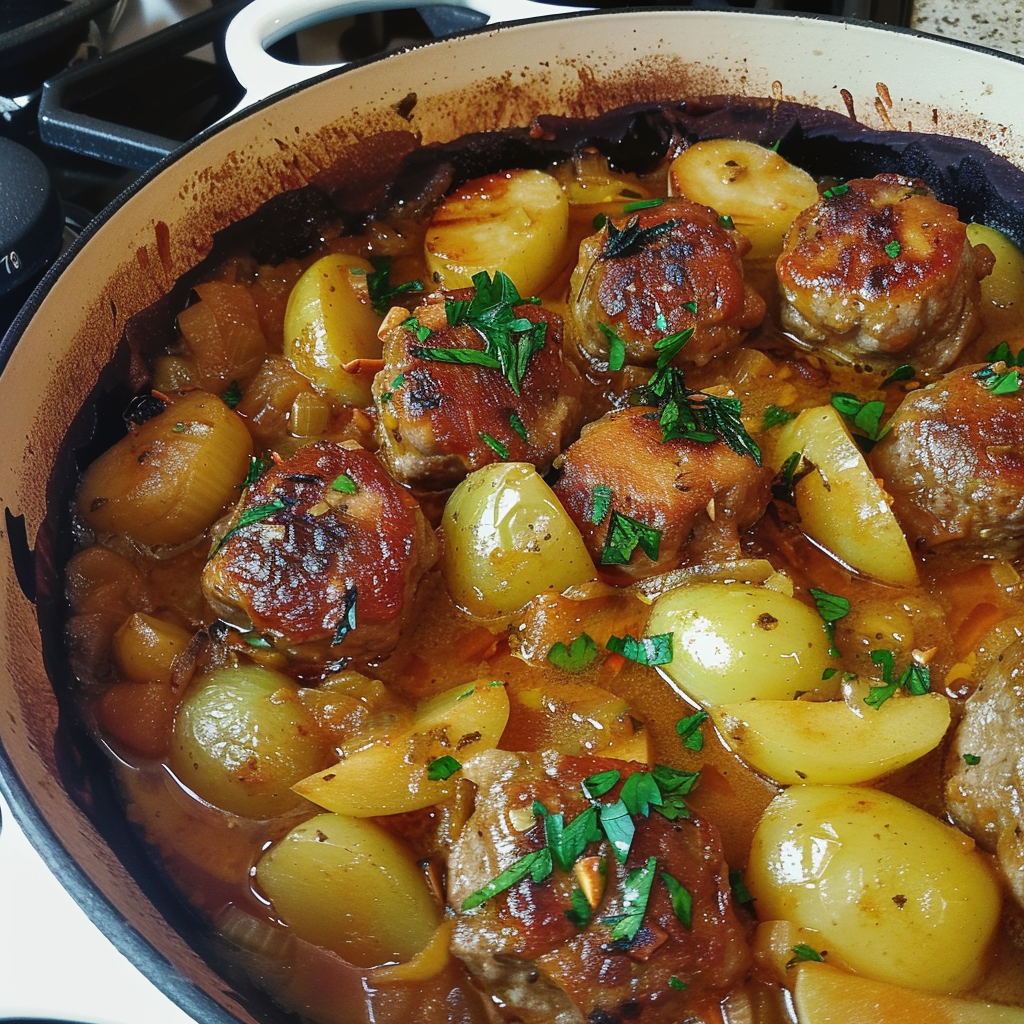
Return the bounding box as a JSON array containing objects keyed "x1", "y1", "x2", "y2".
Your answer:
[
  {"x1": 946, "y1": 636, "x2": 1024, "y2": 908},
  {"x1": 552, "y1": 406, "x2": 770, "y2": 582},
  {"x1": 869, "y1": 363, "x2": 1024, "y2": 552},
  {"x1": 448, "y1": 749, "x2": 751, "y2": 1024},
  {"x1": 373, "y1": 290, "x2": 584, "y2": 491},
  {"x1": 202, "y1": 441, "x2": 437, "y2": 660},
  {"x1": 776, "y1": 174, "x2": 992, "y2": 374},
  {"x1": 568, "y1": 199, "x2": 766, "y2": 369}
]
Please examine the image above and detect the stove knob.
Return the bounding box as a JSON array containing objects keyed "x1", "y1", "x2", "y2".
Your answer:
[{"x1": 0, "y1": 136, "x2": 65, "y2": 335}]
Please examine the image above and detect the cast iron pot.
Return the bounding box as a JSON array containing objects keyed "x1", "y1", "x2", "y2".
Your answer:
[{"x1": 3, "y1": 7, "x2": 1024, "y2": 1024}]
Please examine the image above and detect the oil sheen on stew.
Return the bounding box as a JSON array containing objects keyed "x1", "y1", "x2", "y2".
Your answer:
[{"x1": 64, "y1": 98, "x2": 1024, "y2": 1024}]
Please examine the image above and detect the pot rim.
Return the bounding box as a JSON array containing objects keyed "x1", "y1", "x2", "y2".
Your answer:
[{"x1": 4, "y1": 7, "x2": 1024, "y2": 1024}]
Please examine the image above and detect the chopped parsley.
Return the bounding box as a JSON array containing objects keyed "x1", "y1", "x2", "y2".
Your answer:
[
  {"x1": 606, "y1": 632, "x2": 673, "y2": 667},
  {"x1": 331, "y1": 587, "x2": 358, "y2": 646},
  {"x1": 676, "y1": 710, "x2": 708, "y2": 751},
  {"x1": 729, "y1": 869, "x2": 755, "y2": 905},
  {"x1": 590, "y1": 484, "x2": 613, "y2": 525},
  {"x1": 211, "y1": 496, "x2": 293, "y2": 555},
  {"x1": 478, "y1": 432, "x2": 509, "y2": 458},
  {"x1": 221, "y1": 380, "x2": 242, "y2": 408},
  {"x1": 607, "y1": 857, "x2": 657, "y2": 943},
  {"x1": 831, "y1": 392, "x2": 887, "y2": 443},
  {"x1": 963, "y1": 752, "x2": 982, "y2": 766},
  {"x1": 864, "y1": 648, "x2": 932, "y2": 709},
  {"x1": 601, "y1": 510, "x2": 662, "y2": 565},
  {"x1": 881, "y1": 363, "x2": 916, "y2": 387},
  {"x1": 409, "y1": 270, "x2": 546, "y2": 395},
  {"x1": 622, "y1": 198, "x2": 665, "y2": 213},
  {"x1": 668, "y1": 976, "x2": 688, "y2": 991},
  {"x1": 582, "y1": 769, "x2": 621, "y2": 799},
  {"x1": 773, "y1": 450, "x2": 806, "y2": 503},
  {"x1": 808, "y1": 587, "x2": 850, "y2": 659},
  {"x1": 547, "y1": 632, "x2": 599, "y2": 673},
  {"x1": 330, "y1": 472, "x2": 358, "y2": 494},
  {"x1": 241, "y1": 631, "x2": 273, "y2": 650},
  {"x1": 973, "y1": 363, "x2": 1022, "y2": 395},
  {"x1": 243, "y1": 454, "x2": 272, "y2": 489},
  {"x1": 359, "y1": 256, "x2": 424, "y2": 316},
  {"x1": 601, "y1": 215, "x2": 678, "y2": 260},
  {"x1": 986, "y1": 341, "x2": 1024, "y2": 367},
  {"x1": 598, "y1": 321, "x2": 628, "y2": 371},
  {"x1": 599, "y1": 799, "x2": 635, "y2": 864},
  {"x1": 461, "y1": 847, "x2": 553, "y2": 911},
  {"x1": 763, "y1": 404, "x2": 797, "y2": 430},
  {"x1": 566, "y1": 888, "x2": 592, "y2": 929},
  {"x1": 661, "y1": 872, "x2": 693, "y2": 929},
  {"x1": 884, "y1": 239, "x2": 902, "y2": 258},
  {"x1": 718, "y1": 213, "x2": 735, "y2": 230},
  {"x1": 619, "y1": 772, "x2": 663, "y2": 818},
  {"x1": 509, "y1": 410, "x2": 529, "y2": 442},
  {"x1": 822, "y1": 182, "x2": 850, "y2": 198},
  {"x1": 788, "y1": 944, "x2": 827, "y2": 967},
  {"x1": 427, "y1": 755, "x2": 462, "y2": 781}
]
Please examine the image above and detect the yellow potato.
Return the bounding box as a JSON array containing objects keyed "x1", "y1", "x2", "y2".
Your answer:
[
  {"x1": 112, "y1": 612, "x2": 194, "y2": 686},
  {"x1": 774, "y1": 405, "x2": 918, "y2": 586},
  {"x1": 293, "y1": 679, "x2": 510, "y2": 817},
  {"x1": 967, "y1": 222, "x2": 1024, "y2": 333},
  {"x1": 647, "y1": 582, "x2": 834, "y2": 705},
  {"x1": 668, "y1": 138, "x2": 817, "y2": 261},
  {"x1": 440, "y1": 462, "x2": 595, "y2": 617},
  {"x1": 747, "y1": 785, "x2": 1002, "y2": 993},
  {"x1": 424, "y1": 169, "x2": 569, "y2": 295},
  {"x1": 77, "y1": 389, "x2": 254, "y2": 548},
  {"x1": 284, "y1": 253, "x2": 382, "y2": 407},
  {"x1": 255, "y1": 812, "x2": 441, "y2": 968},
  {"x1": 709, "y1": 692, "x2": 951, "y2": 785},
  {"x1": 793, "y1": 960, "x2": 1024, "y2": 1024}
]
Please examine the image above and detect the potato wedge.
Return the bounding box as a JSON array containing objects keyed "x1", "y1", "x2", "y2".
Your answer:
[
  {"x1": 774, "y1": 405, "x2": 918, "y2": 586},
  {"x1": 793, "y1": 961, "x2": 1024, "y2": 1024},
  {"x1": 293, "y1": 679, "x2": 510, "y2": 816},
  {"x1": 668, "y1": 138, "x2": 817, "y2": 261},
  {"x1": 709, "y1": 692, "x2": 951, "y2": 785},
  {"x1": 424, "y1": 169, "x2": 569, "y2": 295}
]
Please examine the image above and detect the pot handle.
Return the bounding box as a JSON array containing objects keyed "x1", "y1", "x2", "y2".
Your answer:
[{"x1": 224, "y1": 0, "x2": 586, "y2": 112}]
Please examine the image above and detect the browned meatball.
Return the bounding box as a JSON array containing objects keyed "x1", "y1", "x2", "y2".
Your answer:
[
  {"x1": 777, "y1": 174, "x2": 992, "y2": 374},
  {"x1": 202, "y1": 441, "x2": 437, "y2": 660},
  {"x1": 552, "y1": 406, "x2": 770, "y2": 582},
  {"x1": 373, "y1": 293, "x2": 584, "y2": 491},
  {"x1": 448, "y1": 749, "x2": 751, "y2": 1024},
  {"x1": 870, "y1": 363, "x2": 1024, "y2": 551},
  {"x1": 569, "y1": 199, "x2": 767, "y2": 369}
]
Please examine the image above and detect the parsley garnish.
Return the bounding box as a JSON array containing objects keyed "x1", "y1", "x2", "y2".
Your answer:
[
  {"x1": 729, "y1": 869, "x2": 754, "y2": 905},
  {"x1": 598, "y1": 321, "x2": 627, "y2": 371},
  {"x1": 601, "y1": 215, "x2": 678, "y2": 260},
  {"x1": 773, "y1": 450, "x2": 809, "y2": 503},
  {"x1": 599, "y1": 799, "x2": 635, "y2": 864},
  {"x1": 668, "y1": 977, "x2": 688, "y2": 991},
  {"x1": 619, "y1": 772, "x2": 663, "y2": 817},
  {"x1": 590, "y1": 484, "x2": 613, "y2": 525},
  {"x1": 409, "y1": 270, "x2": 546, "y2": 395},
  {"x1": 676, "y1": 710, "x2": 708, "y2": 751},
  {"x1": 606, "y1": 632, "x2": 673, "y2": 666},
  {"x1": 881, "y1": 364, "x2": 915, "y2": 387},
  {"x1": 566, "y1": 888, "x2": 592, "y2": 929},
  {"x1": 359, "y1": 256, "x2": 424, "y2": 316},
  {"x1": 986, "y1": 341, "x2": 1024, "y2": 366},
  {"x1": 547, "y1": 632, "x2": 599, "y2": 673},
  {"x1": 478, "y1": 432, "x2": 509, "y2": 458},
  {"x1": 884, "y1": 240, "x2": 901, "y2": 258},
  {"x1": 973, "y1": 363, "x2": 1022, "y2": 395},
  {"x1": 582, "y1": 769, "x2": 621, "y2": 799},
  {"x1": 601, "y1": 510, "x2": 662, "y2": 565},
  {"x1": 427, "y1": 755, "x2": 462, "y2": 781},
  {"x1": 212, "y1": 496, "x2": 292, "y2": 555},
  {"x1": 607, "y1": 857, "x2": 658, "y2": 943},
  {"x1": 808, "y1": 588, "x2": 850, "y2": 659},
  {"x1": 241, "y1": 631, "x2": 273, "y2": 650},
  {"x1": 864, "y1": 649, "x2": 932, "y2": 709},
  {"x1": 536, "y1": 802, "x2": 601, "y2": 872},
  {"x1": 718, "y1": 213, "x2": 735, "y2": 230},
  {"x1": 462, "y1": 847, "x2": 553, "y2": 911},
  {"x1": 763, "y1": 404, "x2": 797, "y2": 430},
  {"x1": 963, "y1": 752, "x2": 982, "y2": 766},
  {"x1": 831, "y1": 392, "x2": 887, "y2": 443},
  {"x1": 243, "y1": 454, "x2": 272, "y2": 489},
  {"x1": 822, "y1": 182, "x2": 849, "y2": 198},
  {"x1": 788, "y1": 944, "x2": 827, "y2": 967},
  {"x1": 509, "y1": 410, "x2": 528, "y2": 442},
  {"x1": 622, "y1": 198, "x2": 665, "y2": 213},
  {"x1": 330, "y1": 472, "x2": 357, "y2": 494},
  {"x1": 661, "y1": 872, "x2": 693, "y2": 929},
  {"x1": 221, "y1": 380, "x2": 242, "y2": 408},
  {"x1": 331, "y1": 586, "x2": 358, "y2": 646}
]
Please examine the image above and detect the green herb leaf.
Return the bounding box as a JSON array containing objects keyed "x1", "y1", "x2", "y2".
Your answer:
[
  {"x1": 427, "y1": 755, "x2": 462, "y2": 781},
  {"x1": 363, "y1": 256, "x2": 424, "y2": 315},
  {"x1": 601, "y1": 510, "x2": 662, "y2": 565},
  {"x1": 808, "y1": 587, "x2": 850, "y2": 659},
  {"x1": 582, "y1": 769, "x2": 621, "y2": 800},
  {"x1": 619, "y1": 772, "x2": 663, "y2": 818},
  {"x1": 509, "y1": 410, "x2": 528, "y2": 442},
  {"x1": 788, "y1": 944, "x2": 827, "y2": 967},
  {"x1": 668, "y1": 976, "x2": 688, "y2": 991},
  {"x1": 729, "y1": 868, "x2": 754, "y2": 905},
  {"x1": 884, "y1": 239, "x2": 902, "y2": 258},
  {"x1": 590, "y1": 484, "x2": 613, "y2": 525},
  {"x1": 602, "y1": 215, "x2": 678, "y2": 260},
  {"x1": 541, "y1": 804, "x2": 602, "y2": 872},
  {"x1": 822, "y1": 182, "x2": 849, "y2": 198},
  {"x1": 831, "y1": 392, "x2": 887, "y2": 441},
  {"x1": 661, "y1": 872, "x2": 693, "y2": 929},
  {"x1": 221, "y1": 380, "x2": 242, "y2": 408},
  {"x1": 330, "y1": 472, "x2": 358, "y2": 494},
  {"x1": 462, "y1": 847, "x2": 554, "y2": 911},
  {"x1": 566, "y1": 888, "x2": 592, "y2": 929},
  {"x1": 212, "y1": 496, "x2": 292, "y2": 555},
  {"x1": 606, "y1": 632, "x2": 673, "y2": 666},
  {"x1": 599, "y1": 799, "x2": 635, "y2": 864},
  {"x1": 242, "y1": 631, "x2": 273, "y2": 650},
  {"x1": 548, "y1": 632, "x2": 599, "y2": 673},
  {"x1": 331, "y1": 586, "x2": 358, "y2": 646},
  {"x1": 973, "y1": 363, "x2": 1022, "y2": 395},
  {"x1": 881, "y1": 364, "x2": 915, "y2": 387},
  {"x1": 243, "y1": 454, "x2": 272, "y2": 489},
  {"x1": 410, "y1": 343, "x2": 501, "y2": 370},
  {"x1": 718, "y1": 213, "x2": 735, "y2": 230},
  {"x1": 622, "y1": 198, "x2": 665, "y2": 213},
  {"x1": 651, "y1": 763, "x2": 700, "y2": 797},
  {"x1": 597, "y1": 321, "x2": 628, "y2": 371},
  {"x1": 479, "y1": 432, "x2": 509, "y2": 458},
  {"x1": 675, "y1": 710, "x2": 708, "y2": 751},
  {"x1": 985, "y1": 341, "x2": 1024, "y2": 367},
  {"x1": 607, "y1": 856, "x2": 657, "y2": 943},
  {"x1": 763, "y1": 404, "x2": 797, "y2": 430},
  {"x1": 963, "y1": 752, "x2": 982, "y2": 766}
]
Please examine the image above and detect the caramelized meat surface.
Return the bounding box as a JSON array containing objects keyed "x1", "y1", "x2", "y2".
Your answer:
[
  {"x1": 374, "y1": 296, "x2": 584, "y2": 491},
  {"x1": 777, "y1": 174, "x2": 992, "y2": 373},
  {"x1": 202, "y1": 441, "x2": 437, "y2": 659},
  {"x1": 869, "y1": 364, "x2": 1024, "y2": 551},
  {"x1": 552, "y1": 406, "x2": 770, "y2": 581},
  {"x1": 448, "y1": 750, "x2": 751, "y2": 1024},
  {"x1": 569, "y1": 199, "x2": 766, "y2": 369},
  {"x1": 946, "y1": 636, "x2": 1024, "y2": 908}
]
